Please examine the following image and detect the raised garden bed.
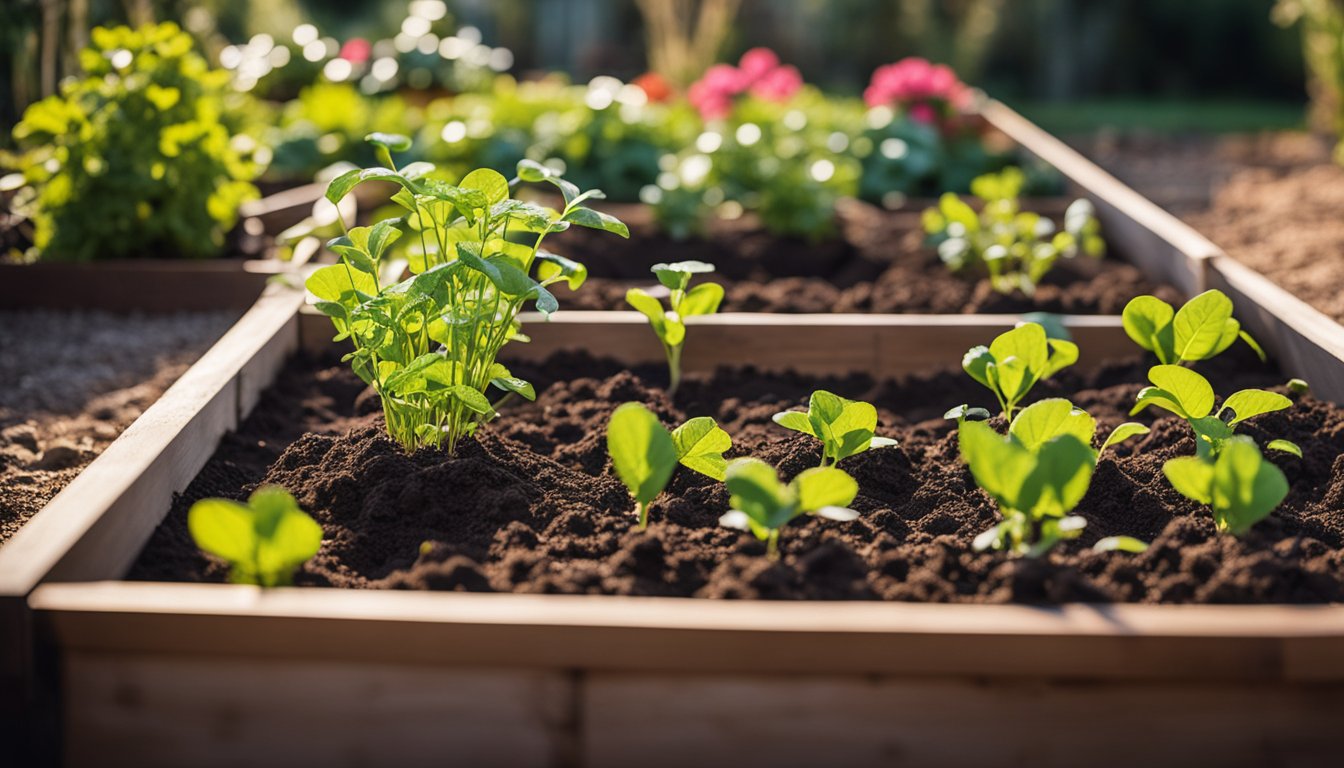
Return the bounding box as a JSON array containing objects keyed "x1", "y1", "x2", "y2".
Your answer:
[
  {"x1": 11, "y1": 103, "x2": 1344, "y2": 767},
  {"x1": 20, "y1": 302, "x2": 1344, "y2": 767}
]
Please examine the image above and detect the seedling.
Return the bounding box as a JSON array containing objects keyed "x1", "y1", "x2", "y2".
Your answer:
[
  {"x1": 607, "y1": 402, "x2": 732, "y2": 528},
  {"x1": 958, "y1": 418, "x2": 1095, "y2": 557},
  {"x1": 1008, "y1": 397, "x2": 1148, "y2": 456},
  {"x1": 309, "y1": 139, "x2": 628, "y2": 454},
  {"x1": 1122, "y1": 290, "x2": 1264, "y2": 365},
  {"x1": 1164, "y1": 436, "x2": 1288, "y2": 535},
  {"x1": 626, "y1": 261, "x2": 724, "y2": 397},
  {"x1": 772, "y1": 390, "x2": 898, "y2": 467},
  {"x1": 922, "y1": 167, "x2": 1103, "y2": 294},
  {"x1": 719, "y1": 458, "x2": 860, "y2": 559},
  {"x1": 960, "y1": 322, "x2": 1078, "y2": 422},
  {"x1": 1130, "y1": 365, "x2": 1298, "y2": 459},
  {"x1": 188, "y1": 486, "x2": 322, "y2": 587}
]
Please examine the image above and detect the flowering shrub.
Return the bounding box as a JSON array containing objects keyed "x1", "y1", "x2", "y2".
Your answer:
[
  {"x1": 864, "y1": 57, "x2": 971, "y2": 125},
  {"x1": 688, "y1": 48, "x2": 803, "y2": 120}
]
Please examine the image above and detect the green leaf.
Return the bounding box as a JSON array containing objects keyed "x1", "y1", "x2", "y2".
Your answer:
[
  {"x1": 365, "y1": 132, "x2": 412, "y2": 152},
  {"x1": 1210, "y1": 437, "x2": 1288, "y2": 535},
  {"x1": 772, "y1": 410, "x2": 816, "y2": 437},
  {"x1": 487, "y1": 364, "x2": 535, "y2": 401},
  {"x1": 991, "y1": 323, "x2": 1050, "y2": 382},
  {"x1": 1163, "y1": 456, "x2": 1215, "y2": 505},
  {"x1": 1173, "y1": 290, "x2": 1235, "y2": 362},
  {"x1": 1139, "y1": 365, "x2": 1215, "y2": 419},
  {"x1": 652, "y1": 260, "x2": 715, "y2": 291},
  {"x1": 793, "y1": 467, "x2": 859, "y2": 512},
  {"x1": 1018, "y1": 434, "x2": 1096, "y2": 519},
  {"x1": 306, "y1": 263, "x2": 378, "y2": 307},
  {"x1": 677, "y1": 282, "x2": 724, "y2": 317},
  {"x1": 1287, "y1": 378, "x2": 1310, "y2": 396},
  {"x1": 1100, "y1": 422, "x2": 1150, "y2": 452},
  {"x1": 1009, "y1": 398, "x2": 1096, "y2": 453},
  {"x1": 456, "y1": 243, "x2": 557, "y2": 314},
  {"x1": 671, "y1": 416, "x2": 732, "y2": 481},
  {"x1": 1092, "y1": 535, "x2": 1149, "y2": 553},
  {"x1": 958, "y1": 420, "x2": 1033, "y2": 508},
  {"x1": 1220, "y1": 389, "x2": 1292, "y2": 425},
  {"x1": 1043, "y1": 339, "x2": 1079, "y2": 379},
  {"x1": 535, "y1": 251, "x2": 588, "y2": 290},
  {"x1": 565, "y1": 206, "x2": 631, "y2": 238},
  {"x1": 961, "y1": 345, "x2": 994, "y2": 390},
  {"x1": 188, "y1": 486, "x2": 321, "y2": 587},
  {"x1": 188, "y1": 498, "x2": 256, "y2": 564},
  {"x1": 724, "y1": 458, "x2": 794, "y2": 531},
  {"x1": 448, "y1": 385, "x2": 495, "y2": 417},
  {"x1": 516, "y1": 159, "x2": 551, "y2": 182},
  {"x1": 1122, "y1": 295, "x2": 1175, "y2": 359},
  {"x1": 326, "y1": 166, "x2": 420, "y2": 205},
  {"x1": 459, "y1": 168, "x2": 510, "y2": 206},
  {"x1": 606, "y1": 403, "x2": 678, "y2": 506},
  {"x1": 1267, "y1": 439, "x2": 1302, "y2": 458}
]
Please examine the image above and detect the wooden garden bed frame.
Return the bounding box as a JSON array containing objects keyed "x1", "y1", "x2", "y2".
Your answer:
[
  {"x1": 5, "y1": 105, "x2": 1344, "y2": 766},
  {"x1": 983, "y1": 99, "x2": 1344, "y2": 403}
]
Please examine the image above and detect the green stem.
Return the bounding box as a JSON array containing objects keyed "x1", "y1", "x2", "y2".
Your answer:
[
  {"x1": 637, "y1": 501, "x2": 649, "y2": 530},
  {"x1": 766, "y1": 530, "x2": 780, "y2": 560},
  {"x1": 666, "y1": 342, "x2": 682, "y2": 398}
]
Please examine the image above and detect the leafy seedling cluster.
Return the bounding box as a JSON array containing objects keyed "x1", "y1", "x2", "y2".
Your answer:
[
  {"x1": 607, "y1": 389, "x2": 896, "y2": 557},
  {"x1": 309, "y1": 136, "x2": 628, "y2": 454},
  {"x1": 188, "y1": 487, "x2": 322, "y2": 587},
  {"x1": 626, "y1": 261, "x2": 724, "y2": 397},
  {"x1": 922, "y1": 167, "x2": 1104, "y2": 295},
  {"x1": 958, "y1": 322, "x2": 1078, "y2": 421},
  {"x1": 1123, "y1": 290, "x2": 1264, "y2": 365}
]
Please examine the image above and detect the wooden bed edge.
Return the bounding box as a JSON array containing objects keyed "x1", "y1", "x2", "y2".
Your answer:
[{"x1": 29, "y1": 581, "x2": 1344, "y2": 682}]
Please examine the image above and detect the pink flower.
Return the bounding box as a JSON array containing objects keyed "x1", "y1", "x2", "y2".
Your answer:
[
  {"x1": 908, "y1": 102, "x2": 936, "y2": 124},
  {"x1": 864, "y1": 57, "x2": 969, "y2": 110},
  {"x1": 738, "y1": 48, "x2": 780, "y2": 83},
  {"x1": 750, "y1": 64, "x2": 802, "y2": 102},
  {"x1": 687, "y1": 48, "x2": 804, "y2": 120},
  {"x1": 339, "y1": 37, "x2": 371, "y2": 64}
]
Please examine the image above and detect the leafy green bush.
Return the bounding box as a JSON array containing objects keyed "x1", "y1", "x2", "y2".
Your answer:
[
  {"x1": 308, "y1": 139, "x2": 627, "y2": 454},
  {"x1": 922, "y1": 167, "x2": 1103, "y2": 294},
  {"x1": 8, "y1": 23, "x2": 260, "y2": 261}
]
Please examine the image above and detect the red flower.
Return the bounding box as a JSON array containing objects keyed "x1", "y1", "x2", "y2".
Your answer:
[
  {"x1": 864, "y1": 57, "x2": 970, "y2": 116},
  {"x1": 634, "y1": 72, "x2": 673, "y2": 103}
]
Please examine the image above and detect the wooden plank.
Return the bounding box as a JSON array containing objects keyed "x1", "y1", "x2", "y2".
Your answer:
[
  {"x1": 584, "y1": 673, "x2": 1344, "y2": 768},
  {"x1": 63, "y1": 651, "x2": 574, "y2": 768},
  {"x1": 0, "y1": 286, "x2": 304, "y2": 714},
  {"x1": 29, "y1": 584, "x2": 1344, "y2": 682},
  {"x1": 981, "y1": 99, "x2": 1213, "y2": 298},
  {"x1": 300, "y1": 308, "x2": 1134, "y2": 374},
  {"x1": 1206, "y1": 254, "x2": 1344, "y2": 404}
]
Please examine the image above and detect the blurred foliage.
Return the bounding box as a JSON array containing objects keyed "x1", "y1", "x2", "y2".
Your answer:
[
  {"x1": 6, "y1": 22, "x2": 260, "y2": 261},
  {"x1": 1274, "y1": 0, "x2": 1344, "y2": 161}
]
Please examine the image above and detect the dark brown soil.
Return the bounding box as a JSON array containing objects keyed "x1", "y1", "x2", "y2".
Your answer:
[
  {"x1": 131, "y1": 344, "x2": 1344, "y2": 604},
  {"x1": 552, "y1": 200, "x2": 1179, "y2": 315},
  {"x1": 0, "y1": 310, "x2": 237, "y2": 545}
]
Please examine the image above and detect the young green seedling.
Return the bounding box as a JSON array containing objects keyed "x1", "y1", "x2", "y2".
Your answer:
[
  {"x1": 1122, "y1": 290, "x2": 1264, "y2": 365},
  {"x1": 1130, "y1": 365, "x2": 1298, "y2": 459},
  {"x1": 625, "y1": 261, "x2": 724, "y2": 397},
  {"x1": 960, "y1": 322, "x2": 1078, "y2": 422},
  {"x1": 922, "y1": 167, "x2": 1104, "y2": 294},
  {"x1": 772, "y1": 390, "x2": 898, "y2": 467},
  {"x1": 1008, "y1": 397, "x2": 1148, "y2": 456},
  {"x1": 607, "y1": 402, "x2": 732, "y2": 528},
  {"x1": 1164, "y1": 436, "x2": 1288, "y2": 535},
  {"x1": 309, "y1": 138, "x2": 628, "y2": 454},
  {"x1": 719, "y1": 458, "x2": 860, "y2": 560},
  {"x1": 188, "y1": 486, "x2": 322, "y2": 587},
  {"x1": 958, "y1": 417, "x2": 1095, "y2": 557}
]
